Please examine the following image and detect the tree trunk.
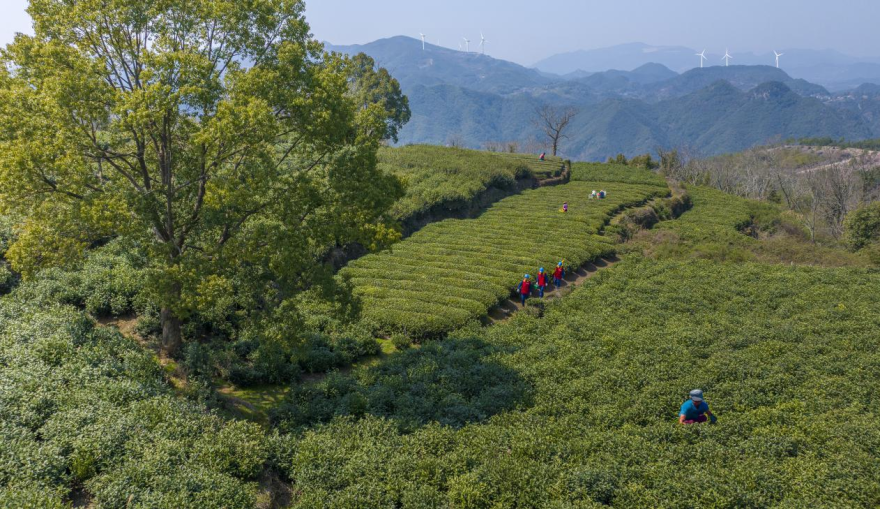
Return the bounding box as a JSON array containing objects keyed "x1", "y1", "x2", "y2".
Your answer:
[
  {"x1": 160, "y1": 307, "x2": 182, "y2": 356},
  {"x1": 552, "y1": 138, "x2": 558, "y2": 157}
]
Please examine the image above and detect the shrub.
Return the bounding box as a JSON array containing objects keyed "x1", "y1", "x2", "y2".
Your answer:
[
  {"x1": 390, "y1": 333, "x2": 411, "y2": 351},
  {"x1": 0, "y1": 297, "x2": 267, "y2": 506},
  {"x1": 844, "y1": 202, "x2": 880, "y2": 250}
]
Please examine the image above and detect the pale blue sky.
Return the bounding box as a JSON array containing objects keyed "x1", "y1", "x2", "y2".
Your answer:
[{"x1": 2, "y1": 0, "x2": 878, "y2": 65}]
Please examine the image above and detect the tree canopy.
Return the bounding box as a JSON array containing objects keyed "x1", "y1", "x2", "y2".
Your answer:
[{"x1": 0, "y1": 0, "x2": 408, "y2": 353}]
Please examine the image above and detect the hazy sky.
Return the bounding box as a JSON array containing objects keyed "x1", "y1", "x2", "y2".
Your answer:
[{"x1": 2, "y1": 0, "x2": 879, "y2": 65}]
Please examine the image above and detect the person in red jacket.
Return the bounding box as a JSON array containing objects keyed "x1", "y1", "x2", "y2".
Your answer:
[
  {"x1": 536, "y1": 268, "x2": 548, "y2": 298},
  {"x1": 539, "y1": 152, "x2": 546, "y2": 161},
  {"x1": 553, "y1": 262, "x2": 565, "y2": 289},
  {"x1": 517, "y1": 274, "x2": 532, "y2": 306}
]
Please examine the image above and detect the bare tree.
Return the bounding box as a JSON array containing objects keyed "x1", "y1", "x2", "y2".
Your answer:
[
  {"x1": 796, "y1": 171, "x2": 825, "y2": 242},
  {"x1": 446, "y1": 133, "x2": 466, "y2": 148},
  {"x1": 534, "y1": 105, "x2": 578, "y2": 156},
  {"x1": 821, "y1": 160, "x2": 864, "y2": 238}
]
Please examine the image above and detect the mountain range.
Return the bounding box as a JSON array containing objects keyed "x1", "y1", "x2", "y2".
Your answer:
[
  {"x1": 327, "y1": 37, "x2": 880, "y2": 161},
  {"x1": 533, "y1": 43, "x2": 880, "y2": 92}
]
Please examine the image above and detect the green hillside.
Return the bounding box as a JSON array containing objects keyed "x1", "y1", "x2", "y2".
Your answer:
[
  {"x1": 7, "y1": 1, "x2": 880, "y2": 506},
  {"x1": 272, "y1": 187, "x2": 880, "y2": 508},
  {"x1": 379, "y1": 145, "x2": 566, "y2": 225},
  {"x1": 343, "y1": 180, "x2": 666, "y2": 337}
]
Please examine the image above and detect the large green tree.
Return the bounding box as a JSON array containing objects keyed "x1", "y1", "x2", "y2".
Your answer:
[{"x1": 0, "y1": 0, "x2": 407, "y2": 354}]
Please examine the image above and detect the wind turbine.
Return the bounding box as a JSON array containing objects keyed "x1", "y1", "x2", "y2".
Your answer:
[
  {"x1": 696, "y1": 49, "x2": 707, "y2": 68},
  {"x1": 722, "y1": 48, "x2": 733, "y2": 67},
  {"x1": 419, "y1": 33, "x2": 426, "y2": 51},
  {"x1": 774, "y1": 50, "x2": 784, "y2": 68},
  {"x1": 462, "y1": 37, "x2": 470, "y2": 53},
  {"x1": 480, "y1": 32, "x2": 488, "y2": 55}
]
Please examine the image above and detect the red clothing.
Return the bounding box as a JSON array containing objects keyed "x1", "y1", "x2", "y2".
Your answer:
[
  {"x1": 554, "y1": 266, "x2": 563, "y2": 279},
  {"x1": 520, "y1": 280, "x2": 531, "y2": 295},
  {"x1": 537, "y1": 273, "x2": 548, "y2": 287}
]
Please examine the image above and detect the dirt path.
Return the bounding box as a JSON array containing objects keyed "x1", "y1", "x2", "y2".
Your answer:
[{"x1": 486, "y1": 256, "x2": 619, "y2": 324}]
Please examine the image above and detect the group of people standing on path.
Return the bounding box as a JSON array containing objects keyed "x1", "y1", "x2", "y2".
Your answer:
[{"x1": 517, "y1": 262, "x2": 565, "y2": 306}]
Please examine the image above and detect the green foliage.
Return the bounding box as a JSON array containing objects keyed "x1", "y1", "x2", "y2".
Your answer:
[
  {"x1": 275, "y1": 258, "x2": 880, "y2": 507},
  {"x1": 0, "y1": 296, "x2": 268, "y2": 507},
  {"x1": 844, "y1": 202, "x2": 880, "y2": 251},
  {"x1": 633, "y1": 186, "x2": 869, "y2": 267},
  {"x1": 380, "y1": 145, "x2": 565, "y2": 223},
  {"x1": 343, "y1": 181, "x2": 666, "y2": 337},
  {"x1": 390, "y1": 333, "x2": 412, "y2": 351},
  {"x1": 346, "y1": 53, "x2": 411, "y2": 143},
  {"x1": 274, "y1": 337, "x2": 530, "y2": 433},
  {"x1": 0, "y1": 215, "x2": 16, "y2": 294},
  {"x1": 571, "y1": 162, "x2": 667, "y2": 187},
  {"x1": 0, "y1": 0, "x2": 405, "y2": 354},
  {"x1": 14, "y1": 239, "x2": 149, "y2": 316}
]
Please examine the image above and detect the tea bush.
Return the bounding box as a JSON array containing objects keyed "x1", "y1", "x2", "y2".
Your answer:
[
  {"x1": 380, "y1": 145, "x2": 566, "y2": 222},
  {"x1": 344, "y1": 181, "x2": 667, "y2": 337},
  {"x1": 274, "y1": 337, "x2": 531, "y2": 433},
  {"x1": 571, "y1": 162, "x2": 667, "y2": 187},
  {"x1": 276, "y1": 257, "x2": 880, "y2": 507},
  {"x1": 0, "y1": 296, "x2": 268, "y2": 507},
  {"x1": 14, "y1": 238, "x2": 150, "y2": 316}
]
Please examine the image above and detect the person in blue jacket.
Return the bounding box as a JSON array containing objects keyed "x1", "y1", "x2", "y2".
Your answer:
[{"x1": 679, "y1": 389, "x2": 717, "y2": 425}]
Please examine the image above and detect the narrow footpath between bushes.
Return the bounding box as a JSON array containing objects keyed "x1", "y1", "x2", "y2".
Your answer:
[
  {"x1": 485, "y1": 256, "x2": 619, "y2": 324},
  {"x1": 483, "y1": 180, "x2": 684, "y2": 325}
]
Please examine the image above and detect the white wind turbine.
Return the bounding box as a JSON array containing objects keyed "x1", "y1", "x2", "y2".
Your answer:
[
  {"x1": 462, "y1": 37, "x2": 471, "y2": 53},
  {"x1": 696, "y1": 49, "x2": 707, "y2": 68},
  {"x1": 419, "y1": 33, "x2": 426, "y2": 51},
  {"x1": 722, "y1": 48, "x2": 733, "y2": 67},
  {"x1": 774, "y1": 50, "x2": 784, "y2": 68},
  {"x1": 480, "y1": 32, "x2": 488, "y2": 54}
]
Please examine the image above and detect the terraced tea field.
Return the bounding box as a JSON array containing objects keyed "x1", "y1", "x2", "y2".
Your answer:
[
  {"x1": 379, "y1": 145, "x2": 567, "y2": 224},
  {"x1": 343, "y1": 180, "x2": 668, "y2": 336}
]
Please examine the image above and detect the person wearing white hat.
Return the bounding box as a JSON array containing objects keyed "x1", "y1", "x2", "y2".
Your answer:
[{"x1": 679, "y1": 389, "x2": 717, "y2": 425}]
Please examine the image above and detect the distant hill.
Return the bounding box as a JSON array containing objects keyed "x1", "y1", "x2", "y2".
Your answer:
[
  {"x1": 328, "y1": 36, "x2": 880, "y2": 160},
  {"x1": 325, "y1": 36, "x2": 555, "y2": 95},
  {"x1": 533, "y1": 43, "x2": 880, "y2": 91},
  {"x1": 533, "y1": 42, "x2": 698, "y2": 75}
]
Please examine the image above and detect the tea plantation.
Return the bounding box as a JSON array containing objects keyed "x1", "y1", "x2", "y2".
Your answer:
[
  {"x1": 343, "y1": 180, "x2": 667, "y2": 337},
  {"x1": 4, "y1": 170, "x2": 880, "y2": 507},
  {"x1": 380, "y1": 145, "x2": 567, "y2": 224},
  {"x1": 273, "y1": 189, "x2": 880, "y2": 507}
]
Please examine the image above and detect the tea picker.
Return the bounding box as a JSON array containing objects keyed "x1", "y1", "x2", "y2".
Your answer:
[
  {"x1": 517, "y1": 274, "x2": 532, "y2": 306},
  {"x1": 679, "y1": 389, "x2": 717, "y2": 425},
  {"x1": 553, "y1": 261, "x2": 565, "y2": 289},
  {"x1": 536, "y1": 268, "x2": 548, "y2": 298}
]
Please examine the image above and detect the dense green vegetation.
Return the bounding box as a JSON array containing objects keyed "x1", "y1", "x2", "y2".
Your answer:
[
  {"x1": 269, "y1": 189, "x2": 880, "y2": 508},
  {"x1": 4, "y1": 2, "x2": 880, "y2": 507},
  {"x1": 379, "y1": 145, "x2": 565, "y2": 223},
  {"x1": 0, "y1": 296, "x2": 269, "y2": 507},
  {"x1": 343, "y1": 181, "x2": 666, "y2": 337}
]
